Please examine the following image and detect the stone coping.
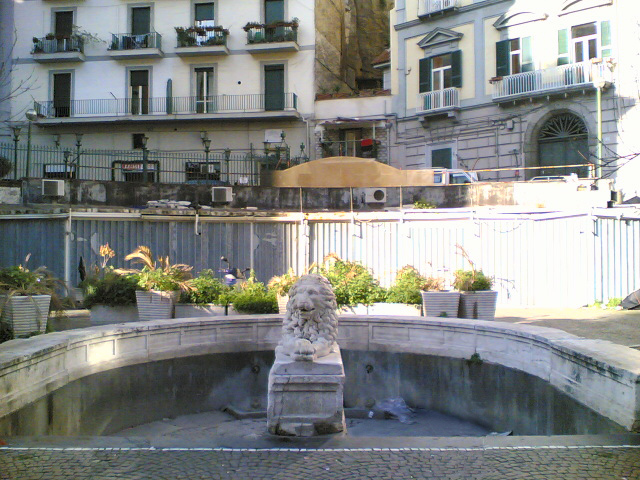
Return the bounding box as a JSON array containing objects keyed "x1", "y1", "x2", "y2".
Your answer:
[{"x1": 1, "y1": 315, "x2": 639, "y2": 431}]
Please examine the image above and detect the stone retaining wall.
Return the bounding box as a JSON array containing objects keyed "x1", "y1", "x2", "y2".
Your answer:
[{"x1": 1, "y1": 316, "x2": 639, "y2": 431}]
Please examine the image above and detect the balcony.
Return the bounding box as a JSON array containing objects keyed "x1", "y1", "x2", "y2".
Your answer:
[
  {"x1": 108, "y1": 32, "x2": 163, "y2": 59},
  {"x1": 492, "y1": 61, "x2": 614, "y2": 103},
  {"x1": 32, "y1": 93, "x2": 300, "y2": 124},
  {"x1": 416, "y1": 88, "x2": 460, "y2": 115},
  {"x1": 31, "y1": 35, "x2": 85, "y2": 63},
  {"x1": 419, "y1": 0, "x2": 458, "y2": 18},
  {"x1": 175, "y1": 26, "x2": 229, "y2": 56},
  {"x1": 244, "y1": 21, "x2": 299, "y2": 53}
]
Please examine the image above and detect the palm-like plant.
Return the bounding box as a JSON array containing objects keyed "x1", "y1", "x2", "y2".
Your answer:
[{"x1": 117, "y1": 246, "x2": 194, "y2": 292}]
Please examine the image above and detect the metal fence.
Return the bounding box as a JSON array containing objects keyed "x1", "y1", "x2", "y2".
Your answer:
[
  {"x1": 0, "y1": 143, "x2": 307, "y2": 186},
  {"x1": 1, "y1": 211, "x2": 638, "y2": 307}
]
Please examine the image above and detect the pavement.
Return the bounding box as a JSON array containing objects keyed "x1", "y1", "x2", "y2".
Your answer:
[{"x1": 2, "y1": 307, "x2": 640, "y2": 479}]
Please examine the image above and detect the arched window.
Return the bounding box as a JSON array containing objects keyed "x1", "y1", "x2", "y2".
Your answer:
[{"x1": 535, "y1": 113, "x2": 589, "y2": 178}]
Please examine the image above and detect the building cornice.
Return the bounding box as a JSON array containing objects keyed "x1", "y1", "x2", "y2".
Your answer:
[{"x1": 394, "y1": 0, "x2": 510, "y2": 31}]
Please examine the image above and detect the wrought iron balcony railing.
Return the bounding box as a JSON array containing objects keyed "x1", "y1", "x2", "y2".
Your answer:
[
  {"x1": 34, "y1": 93, "x2": 299, "y2": 118},
  {"x1": 175, "y1": 26, "x2": 228, "y2": 47},
  {"x1": 246, "y1": 24, "x2": 297, "y2": 44},
  {"x1": 492, "y1": 62, "x2": 613, "y2": 100},
  {"x1": 416, "y1": 87, "x2": 459, "y2": 114},
  {"x1": 419, "y1": 0, "x2": 458, "y2": 16},
  {"x1": 32, "y1": 35, "x2": 84, "y2": 54},
  {"x1": 109, "y1": 32, "x2": 162, "y2": 51}
]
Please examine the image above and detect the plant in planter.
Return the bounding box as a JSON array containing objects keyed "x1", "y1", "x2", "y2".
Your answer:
[
  {"x1": 176, "y1": 269, "x2": 234, "y2": 317},
  {"x1": 229, "y1": 271, "x2": 277, "y2": 314},
  {"x1": 83, "y1": 271, "x2": 139, "y2": 324},
  {"x1": 0, "y1": 255, "x2": 65, "y2": 339},
  {"x1": 0, "y1": 156, "x2": 12, "y2": 178},
  {"x1": 386, "y1": 266, "x2": 426, "y2": 305},
  {"x1": 267, "y1": 268, "x2": 298, "y2": 314},
  {"x1": 452, "y1": 246, "x2": 498, "y2": 320},
  {"x1": 117, "y1": 246, "x2": 194, "y2": 321},
  {"x1": 420, "y1": 275, "x2": 461, "y2": 318}
]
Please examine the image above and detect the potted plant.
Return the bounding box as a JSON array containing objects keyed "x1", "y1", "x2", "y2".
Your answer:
[
  {"x1": 117, "y1": 246, "x2": 194, "y2": 321},
  {"x1": 0, "y1": 255, "x2": 64, "y2": 338},
  {"x1": 83, "y1": 270, "x2": 139, "y2": 325},
  {"x1": 175, "y1": 269, "x2": 236, "y2": 317},
  {"x1": 420, "y1": 275, "x2": 460, "y2": 318},
  {"x1": 228, "y1": 271, "x2": 277, "y2": 314},
  {"x1": 267, "y1": 268, "x2": 298, "y2": 314},
  {"x1": 453, "y1": 269, "x2": 497, "y2": 320},
  {"x1": 383, "y1": 266, "x2": 425, "y2": 316}
]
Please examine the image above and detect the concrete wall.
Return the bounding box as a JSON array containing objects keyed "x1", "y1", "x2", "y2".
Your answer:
[{"x1": 1, "y1": 316, "x2": 639, "y2": 435}]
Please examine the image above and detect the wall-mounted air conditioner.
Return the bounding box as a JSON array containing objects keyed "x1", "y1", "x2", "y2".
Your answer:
[
  {"x1": 364, "y1": 187, "x2": 386, "y2": 203},
  {"x1": 42, "y1": 179, "x2": 65, "y2": 197},
  {"x1": 212, "y1": 186, "x2": 233, "y2": 203}
]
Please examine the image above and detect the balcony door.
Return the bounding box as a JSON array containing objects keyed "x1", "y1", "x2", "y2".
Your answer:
[
  {"x1": 195, "y1": 67, "x2": 215, "y2": 113},
  {"x1": 571, "y1": 23, "x2": 598, "y2": 63},
  {"x1": 195, "y1": 2, "x2": 215, "y2": 45},
  {"x1": 50, "y1": 11, "x2": 74, "y2": 53},
  {"x1": 53, "y1": 72, "x2": 71, "y2": 118},
  {"x1": 265, "y1": 0, "x2": 284, "y2": 40},
  {"x1": 131, "y1": 7, "x2": 151, "y2": 35},
  {"x1": 130, "y1": 70, "x2": 149, "y2": 115},
  {"x1": 264, "y1": 64, "x2": 284, "y2": 111}
]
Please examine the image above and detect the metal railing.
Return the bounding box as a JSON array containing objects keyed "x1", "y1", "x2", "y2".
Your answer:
[
  {"x1": 246, "y1": 25, "x2": 297, "y2": 44},
  {"x1": 32, "y1": 35, "x2": 84, "y2": 54},
  {"x1": 416, "y1": 88, "x2": 459, "y2": 113},
  {"x1": 0, "y1": 143, "x2": 309, "y2": 186},
  {"x1": 492, "y1": 62, "x2": 612, "y2": 100},
  {"x1": 33, "y1": 93, "x2": 298, "y2": 118},
  {"x1": 109, "y1": 32, "x2": 162, "y2": 51},
  {"x1": 419, "y1": 0, "x2": 458, "y2": 16},
  {"x1": 176, "y1": 27, "x2": 228, "y2": 47}
]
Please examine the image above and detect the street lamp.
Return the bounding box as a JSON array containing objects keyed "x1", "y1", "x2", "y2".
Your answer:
[
  {"x1": 141, "y1": 135, "x2": 149, "y2": 182},
  {"x1": 75, "y1": 133, "x2": 83, "y2": 179},
  {"x1": 11, "y1": 126, "x2": 21, "y2": 180},
  {"x1": 25, "y1": 109, "x2": 37, "y2": 179},
  {"x1": 63, "y1": 150, "x2": 72, "y2": 179},
  {"x1": 202, "y1": 138, "x2": 212, "y2": 180}
]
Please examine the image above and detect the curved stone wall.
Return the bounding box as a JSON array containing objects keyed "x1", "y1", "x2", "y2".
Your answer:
[{"x1": 1, "y1": 315, "x2": 639, "y2": 432}]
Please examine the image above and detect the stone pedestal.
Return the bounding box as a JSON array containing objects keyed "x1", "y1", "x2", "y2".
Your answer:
[{"x1": 267, "y1": 348, "x2": 346, "y2": 436}]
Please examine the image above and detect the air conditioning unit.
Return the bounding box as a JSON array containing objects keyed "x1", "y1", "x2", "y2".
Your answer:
[
  {"x1": 212, "y1": 186, "x2": 233, "y2": 203},
  {"x1": 42, "y1": 179, "x2": 65, "y2": 197},
  {"x1": 364, "y1": 187, "x2": 386, "y2": 203}
]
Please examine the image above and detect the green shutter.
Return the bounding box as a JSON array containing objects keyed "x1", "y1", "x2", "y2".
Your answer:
[
  {"x1": 432, "y1": 148, "x2": 452, "y2": 169},
  {"x1": 451, "y1": 50, "x2": 462, "y2": 88},
  {"x1": 557, "y1": 29, "x2": 570, "y2": 65},
  {"x1": 496, "y1": 39, "x2": 510, "y2": 76},
  {"x1": 521, "y1": 36, "x2": 534, "y2": 72},
  {"x1": 601, "y1": 20, "x2": 612, "y2": 58},
  {"x1": 419, "y1": 57, "x2": 432, "y2": 93}
]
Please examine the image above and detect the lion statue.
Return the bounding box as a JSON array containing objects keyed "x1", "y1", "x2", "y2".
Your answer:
[{"x1": 277, "y1": 274, "x2": 339, "y2": 362}]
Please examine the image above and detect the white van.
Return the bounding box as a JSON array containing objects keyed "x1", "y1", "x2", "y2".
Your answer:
[{"x1": 432, "y1": 169, "x2": 479, "y2": 185}]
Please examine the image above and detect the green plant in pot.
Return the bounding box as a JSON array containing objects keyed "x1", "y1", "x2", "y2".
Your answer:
[
  {"x1": 229, "y1": 270, "x2": 277, "y2": 314},
  {"x1": 267, "y1": 268, "x2": 298, "y2": 314},
  {"x1": 0, "y1": 254, "x2": 65, "y2": 340},
  {"x1": 420, "y1": 274, "x2": 461, "y2": 318},
  {"x1": 176, "y1": 269, "x2": 234, "y2": 317},
  {"x1": 452, "y1": 245, "x2": 498, "y2": 321},
  {"x1": 117, "y1": 246, "x2": 194, "y2": 321}
]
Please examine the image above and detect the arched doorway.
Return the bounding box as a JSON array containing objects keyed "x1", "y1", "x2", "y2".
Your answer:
[{"x1": 534, "y1": 113, "x2": 589, "y2": 178}]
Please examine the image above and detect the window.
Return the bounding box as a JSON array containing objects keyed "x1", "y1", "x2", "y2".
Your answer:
[
  {"x1": 426, "y1": 143, "x2": 456, "y2": 169},
  {"x1": 195, "y1": 67, "x2": 215, "y2": 113},
  {"x1": 131, "y1": 6, "x2": 151, "y2": 35},
  {"x1": 195, "y1": 2, "x2": 215, "y2": 26},
  {"x1": 54, "y1": 11, "x2": 73, "y2": 37},
  {"x1": 496, "y1": 37, "x2": 533, "y2": 76},
  {"x1": 419, "y1": 50, "x2": 462, "y2": 93},
  {"x1": 265, "y1": 0, "x2": 284, "y2": 24},
  {"x1": 53, "y1": 72, "x2": 71, "y2": 118},
  {"x1": 264, "y1": 64, "x2": 285, "y2": 110},
  {"x1": 132, "y1": 133, "x2": 145, "y2": 149},
  {"x1": 129, "y1": 70, "x2": 149, "y2": 115},
  {"x1": 558, "y1": 21, "x2": 611, "y2": 65}
]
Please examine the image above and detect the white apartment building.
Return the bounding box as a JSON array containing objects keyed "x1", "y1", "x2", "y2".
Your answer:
[
  {"x1": 4, "y1": 0, "x2": 314, "y2": 183},
  {"x1": 389, "y1": 0, "x2": 640, "y2": 198}
]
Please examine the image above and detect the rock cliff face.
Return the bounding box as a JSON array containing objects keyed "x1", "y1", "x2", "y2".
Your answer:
[{"x1": 315, "y1": 0, "x2": 391, "y2": 94}]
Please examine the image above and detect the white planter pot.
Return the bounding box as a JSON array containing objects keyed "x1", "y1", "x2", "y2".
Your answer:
[
  {"x1": 0, "y1": 295, "x2": 51, "y2": 337},
  {"x1": 421, "y1": 291, "x2": 461, "y2": 318},
  {"x1": 339, "y1": 303, "x2": 421, "y2": 316},
  {"x1": 90, "y1": 305, "x2": 139, "y2": 325},
  {"x1": 458, "y1": 290, "x2": 499, "y2": 321},
  {"x1": 174, "y1": 304, "x2": 237, "y2": 318},
  {"x1": 276, "y1": 294, "x2": 289, "y2": 314},
  {"x1": 135, "y1": 290, "x2": 179, "y2": 321}
]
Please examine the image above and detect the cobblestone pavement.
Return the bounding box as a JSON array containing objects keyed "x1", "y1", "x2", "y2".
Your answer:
[{"x1": 1, "y1": 445, "x2": 639, "y2": 480}]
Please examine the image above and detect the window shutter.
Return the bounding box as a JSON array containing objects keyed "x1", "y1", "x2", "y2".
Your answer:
[
  {"x1": 557, "y1": 29, "x2": 570, "y2": 65},
  {"x1": 521, "y1": 36, "x2": 534, "y2": 72},
  {"x1": 432, "y1": 148, "x2": 452, "y2": 169},
  {"x1": 451, "y1": 50, "x2": 462, "y2": 88},
  {"x1": 195, "y1": 3, "x2": 215, "y2": 21},
  {"x1": 496, "y1": 39, "x2": 510, "y2": 76},
  {"x1": 419, "y1": 57, "x2": 432, "y2": 93},
  {"x1": 601, "y1": 21, "x2": 611, "y2": 57},
  {"x1": 130, "y1": 70, "x2": 149, "y2": 87}
]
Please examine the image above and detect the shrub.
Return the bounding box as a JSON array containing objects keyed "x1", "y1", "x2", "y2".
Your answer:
[
  {"x1": 267, "y1": 268, "x2": 298, "y2": 296},
  {"x1": 385, "y1": 266, "x2": 427, "y2": 305},
  {"x1": 83, "y1": 271, "x2": 138, "y2": 309},
  {"x1": 0, "y1": 156, "x2": 12, "y2": 178},
  {"x1": 117, "y1": 246, "x2": 193, "y2": 292},
  {"x1": 317, "y1": 255, "x2": 386, "y2": 307},
  {"x1": 228, "y1": 271, "x2": 277, "y2": 314},
  {"x1": 452, "y1": 270, "x2": 493, "y2": 291},
  {"x1": 180, "y1": 269, "x2": 231, "y2": 305},
  {"x1": 413, "y1": 199, "x2": 437, "y2": 209}
]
